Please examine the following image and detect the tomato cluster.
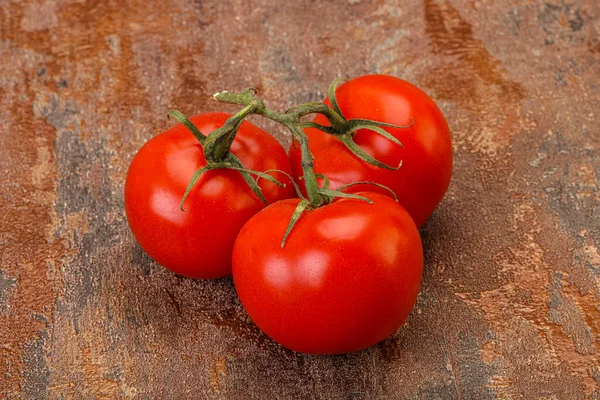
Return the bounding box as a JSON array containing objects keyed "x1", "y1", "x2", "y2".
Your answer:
[{"x1": 125, "y1": 75, "x2": 452, "y2": 354}]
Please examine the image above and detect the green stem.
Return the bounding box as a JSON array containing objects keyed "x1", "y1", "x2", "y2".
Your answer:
[
  {"x1": 168, "y1": 110, "x2": 206, "y2": 144},
  {"x1": 210, "y1": 102, "x2": 257, "y2": 162},
  {"x1": 214, "y1": 90, "x2": 330, "y2": 207},
  {"x1": 289, "y1": 125, "x2": 323, "y2": 206},
  {"x1": 289, "y1": 102, "x2": 347, "y2": 132}
]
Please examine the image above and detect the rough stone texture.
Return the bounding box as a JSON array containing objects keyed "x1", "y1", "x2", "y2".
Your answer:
[{"x1": 0, "y1": 0, "x2": 599, "y2": 398}]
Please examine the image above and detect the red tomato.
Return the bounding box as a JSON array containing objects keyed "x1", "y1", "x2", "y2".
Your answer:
[
  {"x1": 232, "y1": 192, "x2": 423, "y2": 354},
  {"x1": 289, "y1": 75, "x2": 452, "y2": 227},
  {"x1": 125, "y1": 112, "x2": 295, "y2": 279}
]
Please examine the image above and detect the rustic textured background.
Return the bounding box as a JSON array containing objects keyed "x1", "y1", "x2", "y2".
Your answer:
[{"x1": 1, "y1": 0, "x2": 599, "y2": 398}]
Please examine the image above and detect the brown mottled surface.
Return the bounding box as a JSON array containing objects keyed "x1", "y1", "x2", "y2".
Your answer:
[{"x1": 0, "y1": 0, "x2": 599, "y2": 398}]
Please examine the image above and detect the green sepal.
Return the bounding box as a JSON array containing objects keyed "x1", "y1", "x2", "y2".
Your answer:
[
  {"x1": 224, "y1": 119, "x2": 245, "y2": 154},
  {"x1": 317, "y1": 189, "x2": 373, "y2": 204},
  {"x1": 203, "y1": 125, "x2": 233, "y2": 163},
  {"x1": 337, "y1": 181, "x2": 399, "y2": 202},
  {"x1": 180, "y1": 165, "x2": 212, "y2": 211},
  {"x1": 281, "y1": 199, "x2": 311, "y2": 249},
  {"x1": 314, "y1": 173, "x2": 331, "y2": 191},
  {"x1": 327, "y1": 78, "x2": 346, "y2": 119},
  {"x1": 257, "y1": 169, "x2": 304, "y2": 199},
  {"x1": 286, "y1": 102, "x2": 325, "y2": 114},
  {"x1": 347, "y1": 121, "x2": 403, "y2": 147},
  {"x1": 228, "y1": 154, "x2": 269, "y2": 205},
  {"x1": 339, "y1": 136, "x2": 401, "y2": 170},
  {"x1": 224, "y1": 165, "x2": 286, "y2": 188},
  {"x1": 349, "y1": 117, "x2": 414, "y2": 130},
  {"x1": 299, "y1": 122, "x2": 338, "y2": 135},
  {"x1": 168, "y1": 110, "x2": 206, "y2": 145}
]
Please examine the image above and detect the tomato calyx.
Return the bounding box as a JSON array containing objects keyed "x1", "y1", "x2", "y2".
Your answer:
[
  {"x1": 298, "y1": 79, "x2": 414, "y2": 170},
  {"x1": 214, "y1": 88, "x2": 329, "y2": 208},
  {"x1": 167, "y1": 109, "x2": 285, "y2": 209},
  {"x1": 279, "y1": 176, "x2": 399, "y2": 248}
]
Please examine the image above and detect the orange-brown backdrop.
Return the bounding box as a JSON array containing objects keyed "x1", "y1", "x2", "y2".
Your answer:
[{"x1": 1, "y1": 0, "x2": 599, "y2": 398}]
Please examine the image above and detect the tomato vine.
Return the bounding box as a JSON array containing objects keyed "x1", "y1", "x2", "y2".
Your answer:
[{"x1": 170, "y1": 79, "x2": 413, "y2": 246}]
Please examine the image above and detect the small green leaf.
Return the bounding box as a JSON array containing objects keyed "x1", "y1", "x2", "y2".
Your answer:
[
  {"x1": 348, "y1": 121, "x2": 403, "y2": 147},
  {"x1": 340, "y1": 136, "x2": 401, "y2": 170},
  {"x1": 180, "y1": 165, "x2": 211, "y2": 211},
  {"x1": 168, "y1": 110, "x2": 206, "y2": 145},
  {"x1": 286, "y1": 102, "x2": 324, "y2": 114},
  {"x1": 327, "y1": 78, "x2": 346, "y2": 119},
  {"x1": 226, "y1": 166, "x2": 286, "y2": 188},
  {"x1": 299, "y1": 122, "x2": 338, "y2": 135},
  {"x1": 281, "y1": 199, "x2": 311, "y2": 249},
  {"x1": 318, "y1": 189, "x2": 373, "y2": 204},
  {"x1": 224, "y1": 119, "x2": 245, "y2": 156},
  {"x1": 314, "y1": 173, "x2": 331, "y2": 190},
  {"x1": 349, "y1": 117, "x2": 414, "y2": 130},
  {"x1": 228, "y1": 155, "x2": 268, "y2": 205},
  {"x1": 337, "y1": 181, "x2": 399, "y2": 202},
  {"x1": 257, "y1": 169, "x2": 305, "y2": 199}
]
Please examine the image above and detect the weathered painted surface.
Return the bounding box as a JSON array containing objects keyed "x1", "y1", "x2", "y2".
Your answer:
[{"x1": 1, "y1": 0, "x2": 599, "y2": 398}]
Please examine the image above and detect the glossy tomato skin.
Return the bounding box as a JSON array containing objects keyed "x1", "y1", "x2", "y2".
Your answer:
[
  {"x1": 289, "y1": 75, "x2": 452, "y2": 227},
  {"x1": 125, "y1": 112, "x2": 295, "y2": 279},
  {"x1": 232, "y1": 192, "x2": 423, "y2": 354}
]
